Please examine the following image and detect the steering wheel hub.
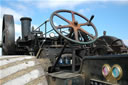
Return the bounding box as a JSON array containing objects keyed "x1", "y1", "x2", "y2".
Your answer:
[{"x1": 74, "y1": 21, "x2": 78, "y2": 26}]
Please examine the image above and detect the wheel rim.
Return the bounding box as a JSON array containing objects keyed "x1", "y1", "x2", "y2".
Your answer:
[{"x1": 2, "y1": 15, "x2": 15, "y2": 55}]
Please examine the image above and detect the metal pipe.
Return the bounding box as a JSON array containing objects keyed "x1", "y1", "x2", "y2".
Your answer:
[
  {"x1": 35, "y1": 19, "x2": 49, "y2": 31},
  {"x1": 20, "y1": 17, "x2": 32, "y2": 40},
  {"x1": 83, "y1": 54, "x2": 128, "y2": 60},
  {"x1": 36, "y1": 21, "x2": 48, "y2": 58}
]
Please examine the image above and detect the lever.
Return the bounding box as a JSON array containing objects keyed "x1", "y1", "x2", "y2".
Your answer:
[{"x1": 89, "y1": 15, "x2": 94, "y2": 23}]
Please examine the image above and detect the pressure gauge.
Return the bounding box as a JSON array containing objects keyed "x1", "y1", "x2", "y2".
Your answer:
[
  {"x1": 49, "y1": 32, "x2": 55, "y2": 37},
  {"x1": 112, "y1": 64, "x2": 123, "y2": 80},
  {"x1": 102, "y1": 64, "x2": 111, "y2": 78}
]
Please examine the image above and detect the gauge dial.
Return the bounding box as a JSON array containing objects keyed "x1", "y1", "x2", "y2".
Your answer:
[
  {"x1": 112, "y1": 64, "x2": 123, "y2": 80},
  {"x1": 102, "y1": 64, "x2": 111, "y2": 78}
]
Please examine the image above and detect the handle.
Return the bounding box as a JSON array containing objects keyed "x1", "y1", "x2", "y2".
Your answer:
[{"x1": 89, "y1": 15, "x2": 94, "y2": 23}]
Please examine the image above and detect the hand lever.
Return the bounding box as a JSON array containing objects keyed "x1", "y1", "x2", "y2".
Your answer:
[{"x1": 89, "y1": 15, "x2": 94, "y2": 23}]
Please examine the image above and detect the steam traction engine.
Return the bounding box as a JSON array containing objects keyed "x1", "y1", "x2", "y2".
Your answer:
[{"x1": 1, "y1": 10, "x2": 128, "y2": 85}]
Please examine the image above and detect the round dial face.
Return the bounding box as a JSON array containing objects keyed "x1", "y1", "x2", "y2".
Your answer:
[
  {"x1": 49, "y1": 32, "x2": 55, "y2": 37},
  {"x1": 102, "y1": 66, "x2": 109, "y2": 76},
  {"x1": 112, "y1": 67, "x2": 120, "y2": 78}
]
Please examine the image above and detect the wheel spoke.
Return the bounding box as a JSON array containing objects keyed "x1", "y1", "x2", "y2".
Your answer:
[
  {"x1": 71, "y1": 11, "x2": 75, "y2": 22},
  {"x1": 55, "y1": 13, "x2": 71, "y2": 24},
  {"x1": 74, "y1": 29, "x2": 79, "y2": 41},
  {"x1": 79, "y1": 28, "x2": 95, "y2": 39},
  {"x1": 56, "y1": 25, "x2": 71, "y2": 29},
  {"x1": 79, "y1": 22, "x2": 89, "y2": 26}
]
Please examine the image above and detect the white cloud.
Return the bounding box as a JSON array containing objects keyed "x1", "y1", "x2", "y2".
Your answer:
[
  {"x1": 11, "y1": 3, "x2": 28, "y2": 12},
  {"x1": 15, "y1": 24, "x2": 21, "y2": 34},
  {"x1": 15, "y1": 24, "x2": 21, "y2": 40},
  {"x1": 123, "y1": 40, "x2": 128, "y2": 46},
  {"x1": 5, "y1": 0, "x2": 128, "y2": 11},
  {"x1": 29, "y1": 0, "x2": 86, "y2": 9},
  {"x1": 78, "y1": 8, "x2": 91, "y2": 14},
  {"x1": 79, "y1": 9, "x2": 85, "y2": 14},
  {"x1": 8, "y1": 2, "x2": 34, "y2": 17},
  {"x1": 29, "y1": 0, "x2": 128, "y2": 9},
  {"x1": 0, "y1": 6, "x2": 23, "y2": 22}
]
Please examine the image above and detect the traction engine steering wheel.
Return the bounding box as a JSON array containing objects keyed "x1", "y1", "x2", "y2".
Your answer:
[{"x1": 50, "y1": 10, "x2": 98, "y2": 44}]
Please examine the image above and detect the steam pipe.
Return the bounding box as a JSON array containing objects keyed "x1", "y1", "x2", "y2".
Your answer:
[{"x1": 20, "y1": 17, "x2": 32, "y2": 40}]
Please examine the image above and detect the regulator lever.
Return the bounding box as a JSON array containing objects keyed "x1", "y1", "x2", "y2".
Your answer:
[{"x1": 89, "y1": 15, "x2": 94, "y2": 23}]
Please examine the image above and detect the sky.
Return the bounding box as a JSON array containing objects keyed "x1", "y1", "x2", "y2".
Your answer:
[{"x1": 0, "y1": 0, "x2": 128, "y2": 55}]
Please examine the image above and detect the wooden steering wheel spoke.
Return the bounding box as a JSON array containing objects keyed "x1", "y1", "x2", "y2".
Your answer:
[
  {"x1": 71, "y1": 11, "x2": 75, "y2": 22},
  {"x1": 55, "y1": 13, "x2": 71, "y2": 24},
  {"x1": 56, "y1": 25, "x2": 71, "y2": 29},
  {"x1": 79, "y1": 27, "x2": 95, "y2": 39},
  {"x1": 79, "y1": 22, "x2": 89, "y2": 26},
  {"x1": 73, "y1": 29, "x2": 79, "y2": 41}
]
